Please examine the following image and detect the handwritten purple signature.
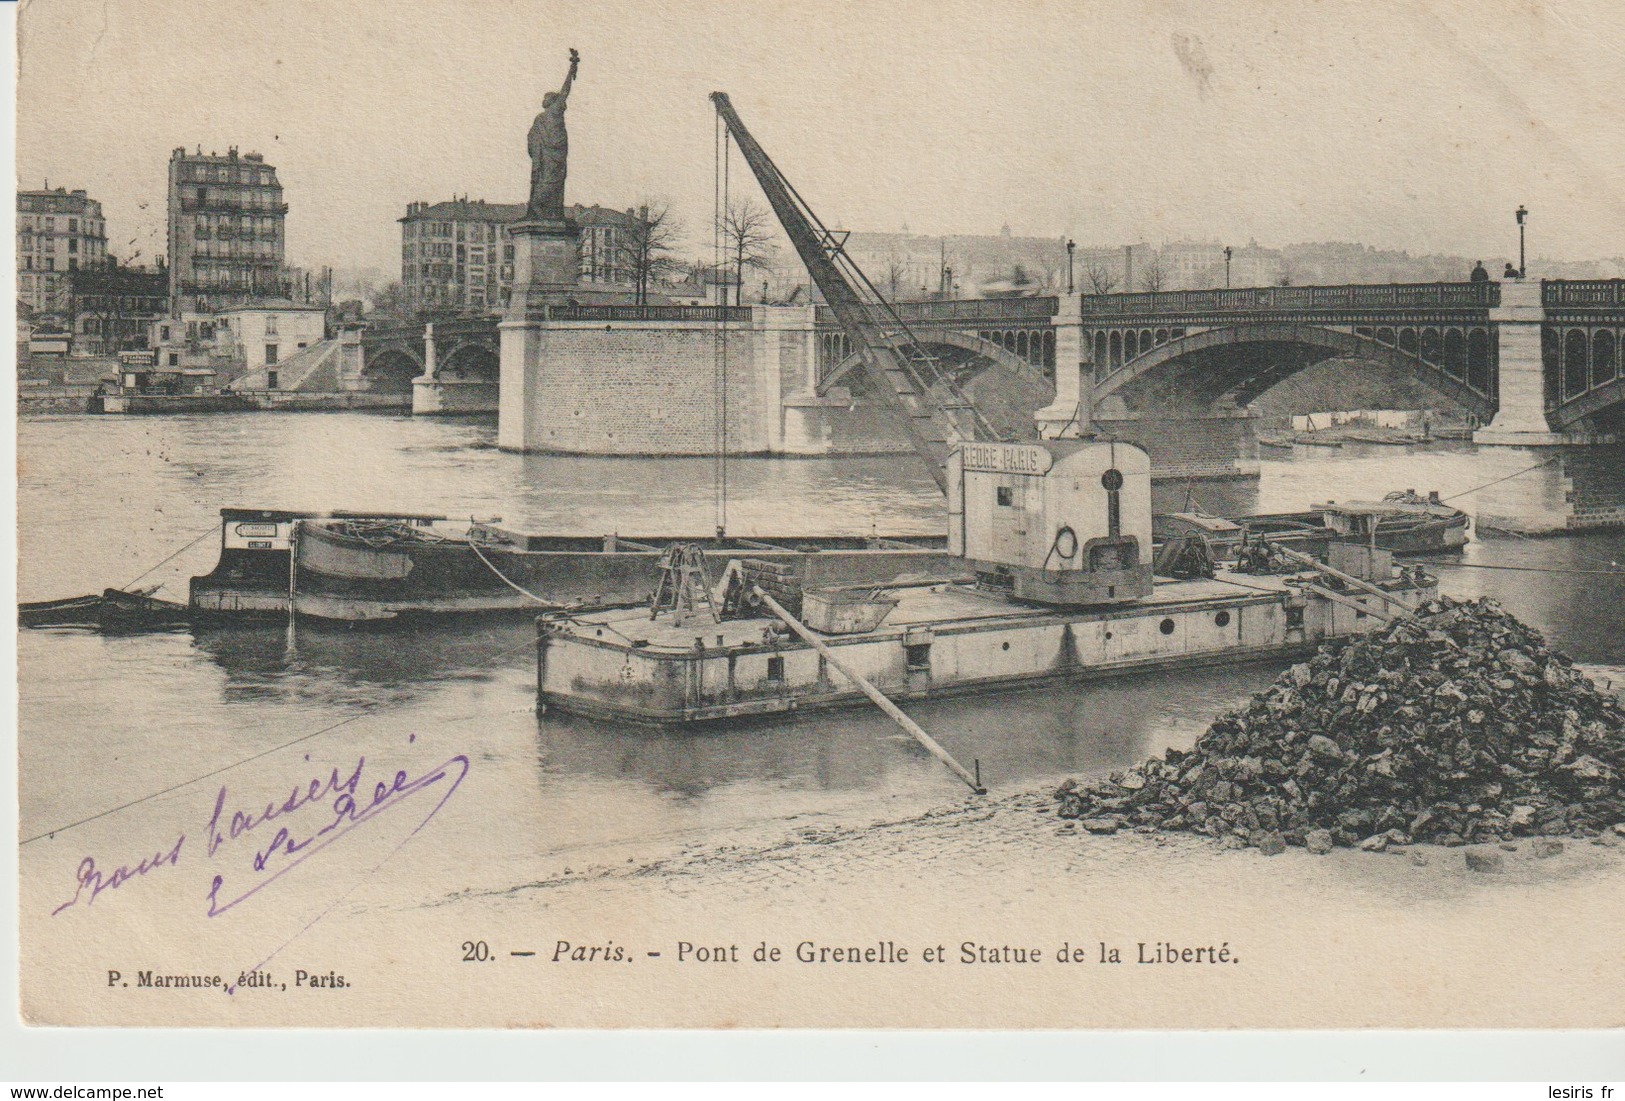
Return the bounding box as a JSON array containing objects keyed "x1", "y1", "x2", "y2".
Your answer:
[{"x1": 51, "y1": 750, "x2": 469, "y2": 919}]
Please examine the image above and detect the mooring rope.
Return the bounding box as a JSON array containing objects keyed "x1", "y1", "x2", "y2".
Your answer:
[
  {"x1": 119, "y1": 524, "x2": 219, "y2": 592},
  {"x1": 464, "y1": 525, "x2": 568, "y2": 608},
  {"x1": 1440, "y1": 455, "x2": 1563, "y2": 503}
]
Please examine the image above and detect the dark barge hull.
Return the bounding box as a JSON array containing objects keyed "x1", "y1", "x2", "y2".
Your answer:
[
  {"x1": 20, "y1": 589, "x2": 197, "y2": 631},
  {"x1": 289, "y1": 521, "x2": 962, "y2": 623}
]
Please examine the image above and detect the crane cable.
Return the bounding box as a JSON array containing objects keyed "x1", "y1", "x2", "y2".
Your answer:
[{"x1": 712, "y1": 110, "x2": 731, "y2": 537}]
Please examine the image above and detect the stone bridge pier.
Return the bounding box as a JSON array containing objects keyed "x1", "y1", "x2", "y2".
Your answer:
[
  {"x1": 413, "y1": 319, "x2": 502, "y2": 415},
  {"x1": 1037, "y1": 292, "x2": 1260, "y2": 480}
]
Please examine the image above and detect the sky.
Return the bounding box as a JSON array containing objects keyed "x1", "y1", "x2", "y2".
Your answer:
[{"x1": 15, "y1": 0, "x2": 1625, "y2": 277}]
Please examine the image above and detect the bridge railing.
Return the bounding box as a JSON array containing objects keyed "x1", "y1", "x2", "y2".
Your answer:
[
  {"x1": 814, "y1": 295, "x2": 1058, "y2": 327},
  {"x1": 1544, "y1": 279, "x2": 1625, "y2": 308},
  {"x1": 1078, "y1": 281, "x2": 1499, "y2": 316},
  {"x1": 549, "y1": 304, "x2": 754, "y2": 323}
]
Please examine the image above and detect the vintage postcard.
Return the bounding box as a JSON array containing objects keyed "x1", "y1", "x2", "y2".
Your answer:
[{"x1": 13, "y1": 0, "x2": 1625, "y2": 1034}]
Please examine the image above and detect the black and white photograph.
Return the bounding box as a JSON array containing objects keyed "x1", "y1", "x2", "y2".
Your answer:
[{"x1": 10, "y1": 0, "x2": 1625, "y2": 1052}]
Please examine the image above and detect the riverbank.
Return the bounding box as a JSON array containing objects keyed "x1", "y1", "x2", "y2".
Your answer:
[{"x1": 385, "y1": 775, "x2": 1625, "y2": 1030}]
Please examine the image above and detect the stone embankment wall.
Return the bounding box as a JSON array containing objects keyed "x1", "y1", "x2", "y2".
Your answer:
[{"x1": 498, "y1": 307, "x2": 911, "y2": 456}]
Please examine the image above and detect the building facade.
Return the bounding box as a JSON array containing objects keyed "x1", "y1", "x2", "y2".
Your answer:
[
  {"x1": 399, "y1": 199, "x2": 640, "y2": 315},
  {"x1": 167, "y1": 146, "x2": 289, "y2": 310},
  {"x1": 148, "y1": 301, "x2": 325, "y2": 375},
  {"x1": 16, "y1": 187, "x2": 109, "y2": 316},
  {"x1": 68, "y1": 265, "x2": 168, "y2": 355}
]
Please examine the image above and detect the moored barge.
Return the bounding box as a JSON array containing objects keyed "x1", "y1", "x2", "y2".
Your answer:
[
  {"x1": 289, "y1": 519, "x2": 960, "y2": 622},
  {"x1": 535, "y1": 439, "x2": 1441, "y2": 725},
  {"x1": 536, "y1": 565, "x2": 1436, "y2": 724},
  {"x1": 184, "y1": 509, "x2": 959, "y2": 623}
]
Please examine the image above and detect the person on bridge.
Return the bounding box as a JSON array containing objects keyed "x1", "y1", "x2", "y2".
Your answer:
[
  {"x1": 1504, "y1": 262, "x2": 1522, "y2": 280},
  {"x1": 1470, "y1": 261, "x2": 1490, "y2": 283}
]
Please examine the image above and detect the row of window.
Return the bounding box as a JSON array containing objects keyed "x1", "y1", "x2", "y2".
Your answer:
[
  {"x1": 188, "y1": 187, "x2": 283, "y2": 211},
  {"x1": 177, "y1": 163, "x2": 276, "y2": 187},
  {"x1": 189, "y1": 238, "x2": 283, "y2": 258},
  {"x1": 17, "y1": 235, "x2": 104, "y2": 255},
  {"x1": 19, "y1": 196, "x2": 92, "y2": 210}
]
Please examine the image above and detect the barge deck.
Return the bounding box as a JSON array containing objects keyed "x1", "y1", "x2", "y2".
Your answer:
[{"x1": 537, "y1": 566, "x2": 1437, "y2": 724}]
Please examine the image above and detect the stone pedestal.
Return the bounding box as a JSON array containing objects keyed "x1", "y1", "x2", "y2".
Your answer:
[
  {"x1": 505, "y1": 219, "x2": 583, "y2": 321},
  {"x1": 493, "y1": 220, "x2": 583, "y2": 441}
]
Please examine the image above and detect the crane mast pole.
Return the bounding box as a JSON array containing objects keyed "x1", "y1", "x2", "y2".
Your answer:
[{"x1": 710, "y1": 92, "x2": 1001, "y2": 493}]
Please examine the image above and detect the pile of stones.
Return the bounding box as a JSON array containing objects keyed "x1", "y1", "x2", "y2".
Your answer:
[{"x1": 1054, "y1": 596, "x2": 1625, "y2": 854}]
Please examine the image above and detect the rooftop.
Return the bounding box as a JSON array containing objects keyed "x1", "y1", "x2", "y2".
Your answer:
[
  {"x1": 401, "y1": 199, "x2": 639, "y2": 227},
  {"x1": 171, "y1": 146, "x2": 268, "y2": 164}
]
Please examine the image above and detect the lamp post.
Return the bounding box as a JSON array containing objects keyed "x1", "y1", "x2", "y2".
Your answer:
[
  {"x1": 1515, "y1": 205, "x2": 1528, "y2": 278},
  {"x1": 1066, "y1": 238, "x2": 1076, "y2": 294},
  {"x1": 1224, "y1": 246, "x2": 1233, "y2": 288}
]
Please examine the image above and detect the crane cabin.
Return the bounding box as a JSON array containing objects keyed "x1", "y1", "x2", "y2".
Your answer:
[{"x1": 947, "y1": 439, "x2": 1154, "y2": 606}]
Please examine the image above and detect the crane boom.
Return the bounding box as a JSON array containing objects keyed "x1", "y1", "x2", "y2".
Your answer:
[{"x1": 710, "y1": 92, "x2": 1006, "y2": 492}]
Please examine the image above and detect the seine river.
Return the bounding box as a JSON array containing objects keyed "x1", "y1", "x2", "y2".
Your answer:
[{"x1": 17, "y1": 412, "x2": 1625, "y2": 884}]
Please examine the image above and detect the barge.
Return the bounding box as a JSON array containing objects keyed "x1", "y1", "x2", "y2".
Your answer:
[
  {"x1": 537, "y1": 565, "x2": 1435, "y2": 724},
  {"x1": 186, "y1": 509, "x2": 960, "y2": 622},
  {"x1": 536, "y1": 439, "x2": 1441, "y2": 725}
]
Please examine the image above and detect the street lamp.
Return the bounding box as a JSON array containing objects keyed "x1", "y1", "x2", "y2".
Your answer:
[
  {"x1": 1066, "y1": 239, "x2": 1076, "y2": 294},
  {"x1": 1224, "y1": 246, "x2": 1233, "y2": 288},
  {"x1": 1514, "y1": 205, "x2": 1528, "y2": 278}
]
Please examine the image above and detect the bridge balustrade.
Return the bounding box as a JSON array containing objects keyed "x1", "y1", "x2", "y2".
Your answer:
[
  {"x1": 549, "y1": 304, "x2": 753, "y2": 323},
  {"x1": 1079, "y1": 281, "x2": 1499, "y2": 316},
  {"x1": 1544, "y1": 279, "x2": 1625, "y2": 309},
  {"x1": 813, "y1": 296, "x2": 1059, "y2": 328}
]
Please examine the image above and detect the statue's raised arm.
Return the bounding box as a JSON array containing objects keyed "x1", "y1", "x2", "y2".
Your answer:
[{"x1": 559, "y1": 47, "x2": 579, "y2": 101}]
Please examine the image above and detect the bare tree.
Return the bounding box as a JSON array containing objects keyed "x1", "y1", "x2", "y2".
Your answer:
[
  {"x1": 620, "y1": 199, "x2": 685, "y2": 306},
  {"x1": 1139, "y1": 255, "x2": 1168, "y2": 292},
  {"x1": 1084, "y1": 262, "x2": 1118, "y2": 294},
  {"x1": 720, "y1": 199, "x2": 777, "y2": 307},
  {"x1": 367, "y1": 281, "x2": 411, "y2": 319},
  {"x1": 880, "y1": 251, "x2": 910, "y2": 300}
]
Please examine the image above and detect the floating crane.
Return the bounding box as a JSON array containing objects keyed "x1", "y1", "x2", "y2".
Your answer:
[
  {"x1": 711, "y1": 92, "x2": 1019, "y2": 494},
  {"x1": 710, "y1": 92, "x2": 1152, "y2": 606}
]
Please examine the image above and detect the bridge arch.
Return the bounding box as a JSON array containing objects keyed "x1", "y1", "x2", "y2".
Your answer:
[
  {"x1": 817, "y1": 328, "x2": 1057, "y2": 398},
  {"x1": 439, "y1": 338, "x2": 499, "y2": 380},
  {"x1": 1547, "y1": 321, "x2": 1625, "y2": 431},
  {"x1": 362, "y1": 345, "x2": 424, "y2": 394},
  {"x1": 1091, "y1": 322, "x2": 1498, "y2": 423}
]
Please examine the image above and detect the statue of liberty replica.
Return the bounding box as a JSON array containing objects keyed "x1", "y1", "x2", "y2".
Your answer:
[
  {"x1": 526, "y1": 47, "x2": 579, "y2": 223},
  {"x1": 506, "y1": 48, "x2": 584, "y2": 319}
]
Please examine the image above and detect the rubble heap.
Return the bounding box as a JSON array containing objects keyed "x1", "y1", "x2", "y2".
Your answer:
[{"x1": 1055, "y1": 596, "x2": 1625, "y2": 851}]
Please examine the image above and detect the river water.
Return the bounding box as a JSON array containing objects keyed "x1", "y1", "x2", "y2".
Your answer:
[{"x1": 17, "y1": 412, "x2": 1625, "y2": 889}]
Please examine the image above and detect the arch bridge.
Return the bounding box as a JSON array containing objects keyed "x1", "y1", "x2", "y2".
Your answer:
[
  {"x1": 359, "y1": 316, "x2": 501, "y2": 413},
  {"x1": 1041, "y1": 279, "x2": 1625, "y2": 478}
]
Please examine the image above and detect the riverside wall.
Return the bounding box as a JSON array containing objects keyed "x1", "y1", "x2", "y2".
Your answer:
[{"x1": 497, "y1": 306, "x2": 909, "y2": 456}]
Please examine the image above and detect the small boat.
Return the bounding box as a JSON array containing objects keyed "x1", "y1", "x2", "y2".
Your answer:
[
  {"x1": 1155, "y1": 491, "x2": 1469, "y2": 559},
  {"x1": 1309, "y1": 491, "x2": 1470, "y2": 554},
  {"x1": 20, "y1": 587, "x2": 196, "y2": 631}
]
